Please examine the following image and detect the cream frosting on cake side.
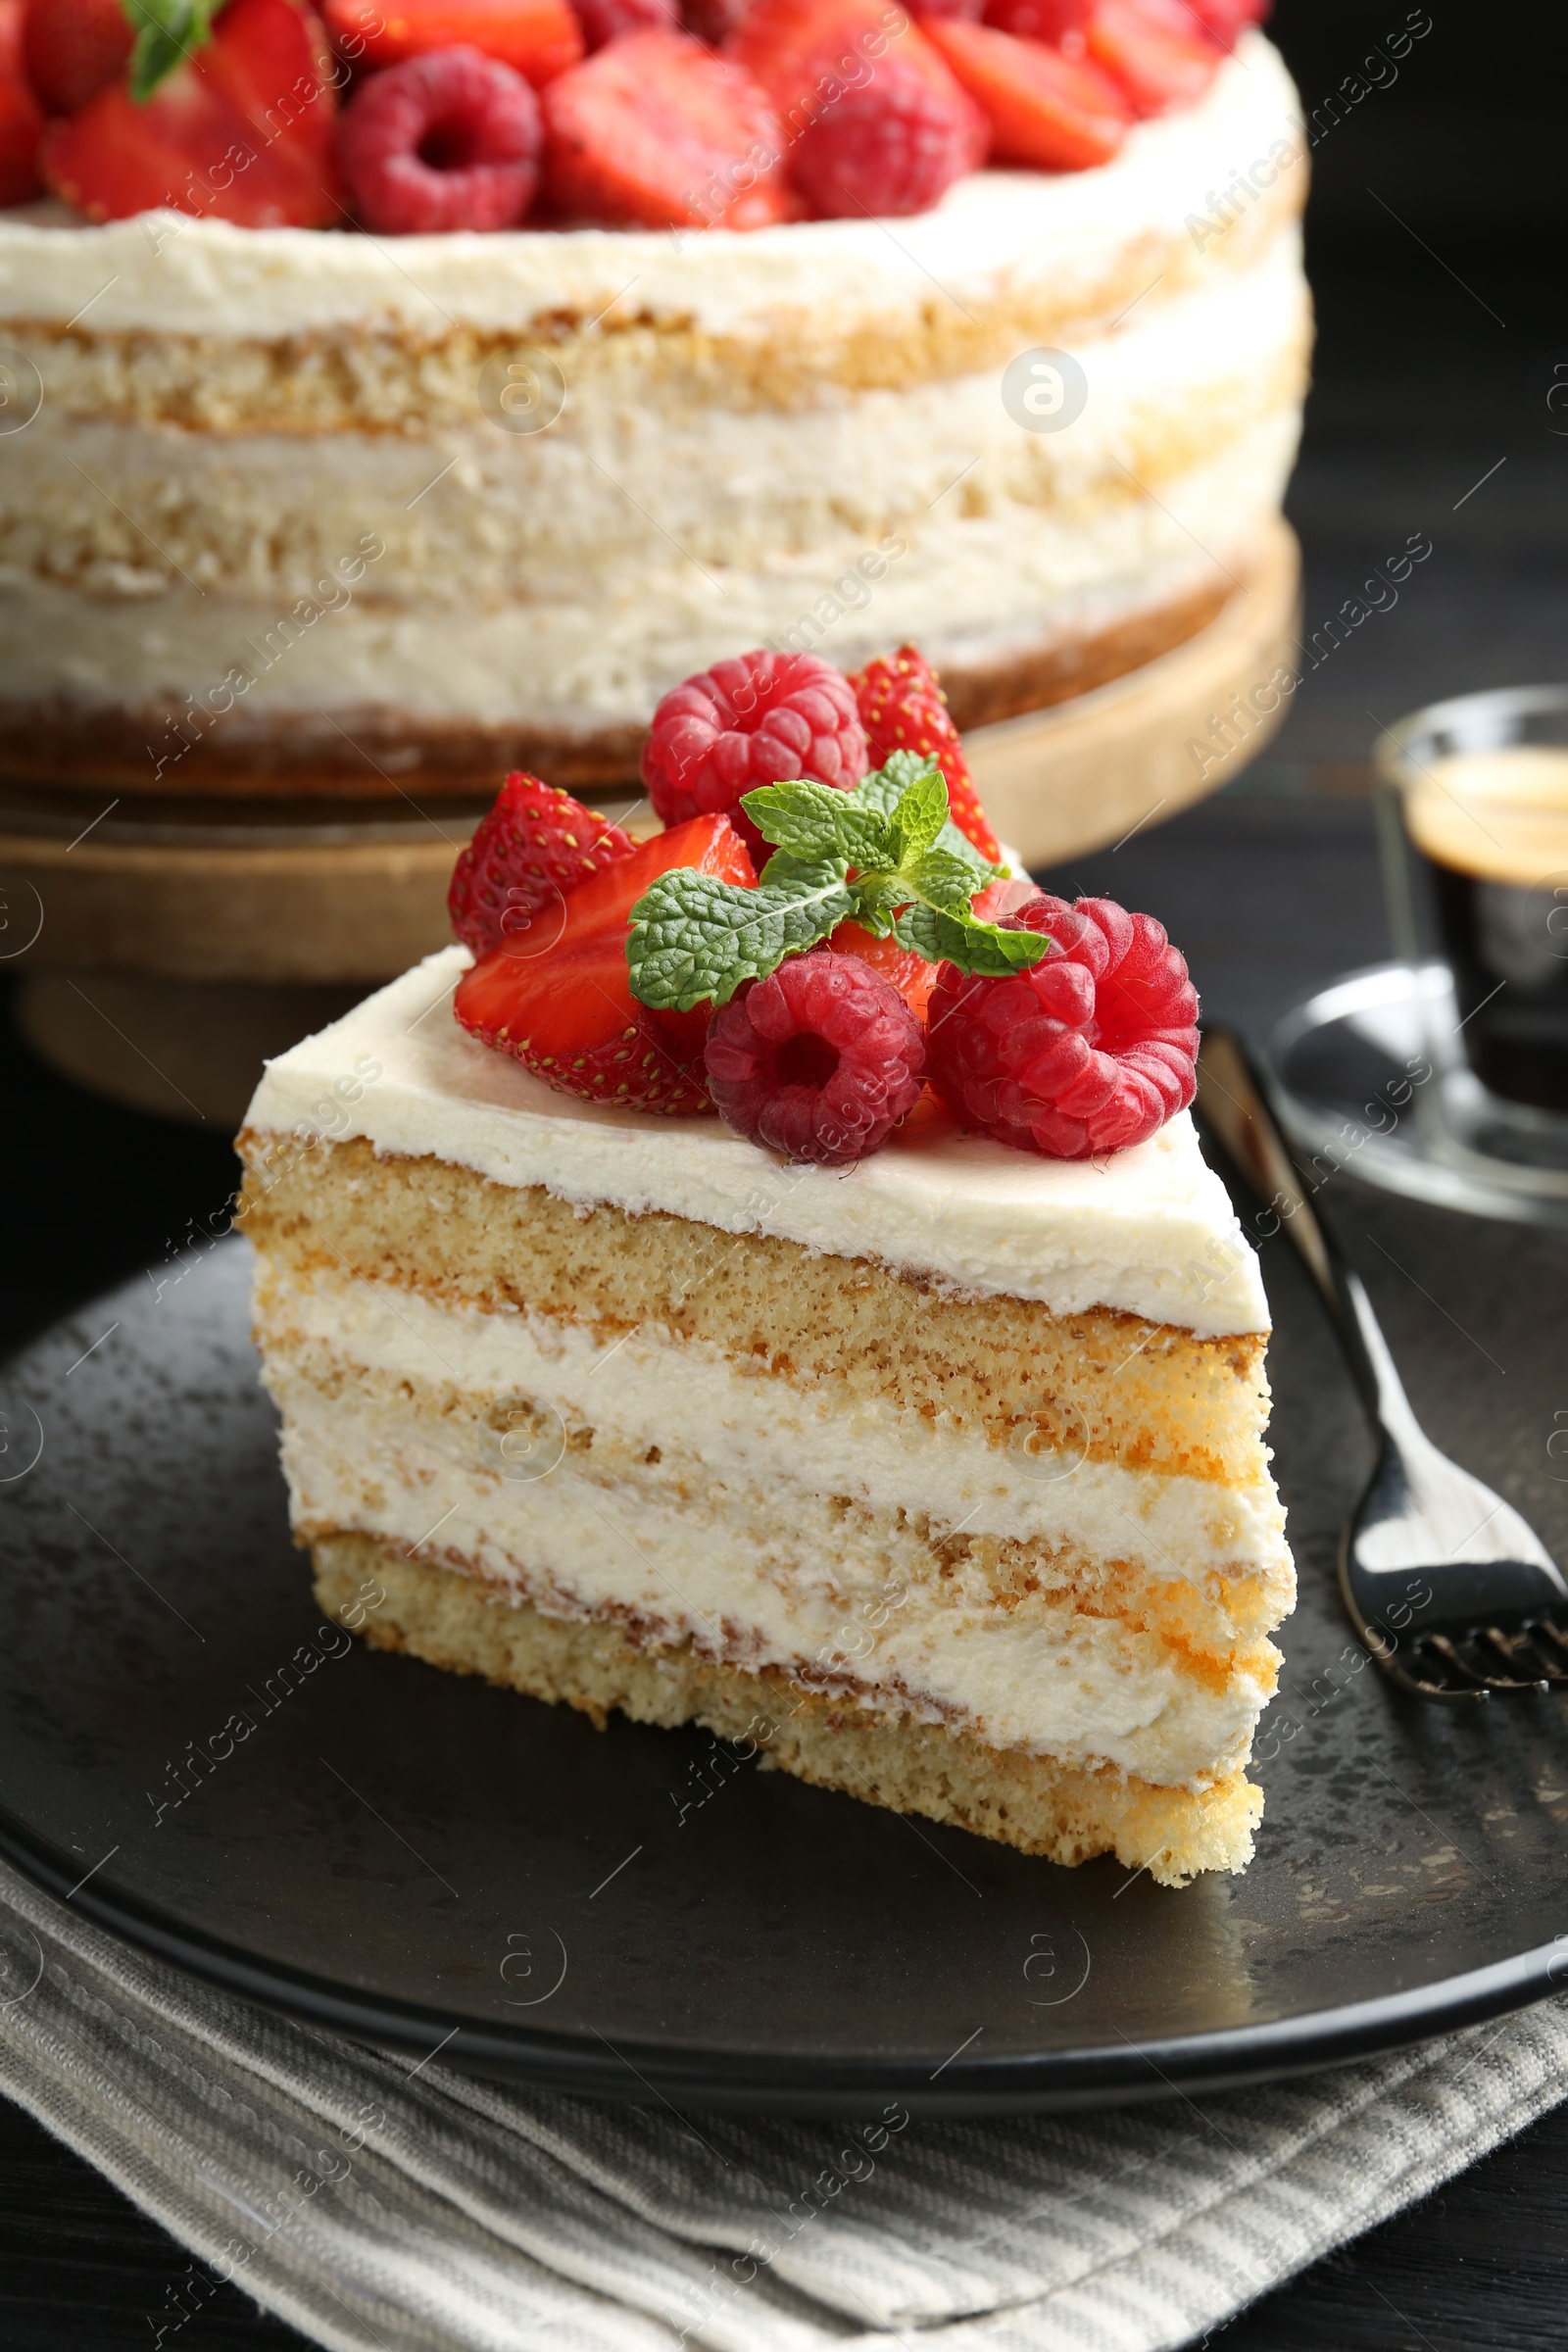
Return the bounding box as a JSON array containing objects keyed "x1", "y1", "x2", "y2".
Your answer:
[
  {"x1": 244, "y1": 949, "x2": 1270, "y2": 1333},
  {"x1": 0, "y1": 37, "x2": 1307, "y2": 772}
]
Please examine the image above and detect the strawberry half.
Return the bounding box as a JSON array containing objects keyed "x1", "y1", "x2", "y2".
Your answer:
[
  {"x1": 1086, "y1": 0, "x2": 1219, "y2": 115},
  {"x1": 323, "y1": 0, "x2": 584, "y2": 87},
  {"x1": 21, "y1": 0, "x2": 132, "y2": 116},
  {"x1": 454, "y1": 811, "x2": 757, "y2": 1113},
  {"x1": 850, "y1": 646, "x2": 1002, "y2": 863},
  {"x1": 923, "y1": 17, "x2": 1128, "y2": 170},
  {"x1": 42, "y1": 0, "x2": 341, "y2": 227},
  {"x1": 449, "y1": 774, "x2": 635, "y2": 959},
  {"x1": 829, "y1": 919, "x2": 939, "y2": 1023},
  {"x1": 544, "y1": 26, "x2": 789, "y2": 228},
  {"x1": 0, "y1": 2, "x2": 41, "y2": 207}
]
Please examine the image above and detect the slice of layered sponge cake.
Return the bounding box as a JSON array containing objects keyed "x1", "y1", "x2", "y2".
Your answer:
[{"x1": 237, "y1": 947, "x2": 1292, "y2": 1886}]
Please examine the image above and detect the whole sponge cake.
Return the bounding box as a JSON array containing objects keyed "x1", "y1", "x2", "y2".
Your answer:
[
  {"x1": 238, "y1": 944, "x2": 1292, "y2": 1885},
  {"x1": 0, "y1": 32, "x2": 1307, "y2": 795}
]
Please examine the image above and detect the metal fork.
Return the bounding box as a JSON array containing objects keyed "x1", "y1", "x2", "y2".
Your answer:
[{"x1": 1196, "y1": 1027, "x2": 1568, "y2": 1700}]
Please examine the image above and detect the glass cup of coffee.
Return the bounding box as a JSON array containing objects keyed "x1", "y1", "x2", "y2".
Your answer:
[{"x1": 1376, "y1": 687, "x2": 1568, "y2": 1124}]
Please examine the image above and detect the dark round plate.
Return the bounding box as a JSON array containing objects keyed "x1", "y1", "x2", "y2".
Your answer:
[{"x1": 2, "y1": 1203, "x2": 1567, "y2": 2118}]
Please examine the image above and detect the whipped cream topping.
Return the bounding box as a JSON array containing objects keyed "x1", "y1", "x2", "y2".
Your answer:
[
  {"x1": 0, "y1": 38, "x2": 1298, "y2": 337},
  {"x1": 245, "y1": 949, "x2": 1271, "y2": 1335}
]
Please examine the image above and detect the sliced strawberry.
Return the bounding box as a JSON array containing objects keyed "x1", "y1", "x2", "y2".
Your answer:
[
  {"x1": 922, "y1": 17, "x2": 1127, "y2": 169},
  {"x1": 830, "y1": 919, "x2": 938, "y2": 1022},
  {"x1": 21, "y1": 0, "x2": 132, "y2": 116},
  {"x1": 731, "y1": 0, "x2": 975, "y2": 150},
  {"x1": 455, "y1": 811, "x2": 756, "y2": 1113},
  {"x1": 1086, "y1": 0, "x2": 1219, "y2": 115},
  {"x1": 449, "y1": 774, "x2": 635, "y2": 959},
  {"x1": 850, "y1": 645, "x2": 1002, "y2": 863},
  {"x1": 0, "y1": 2, "x2": 41, "y2": 205},
  {"x1": 42, "y1": 0, "x2": 341, "y2": 227},
  {"x1": 544, "y1": 26, "x2": 788, "y2": 228},
  {"x1": 323, "y1": 0, "x2": 583, "y2": 87}
]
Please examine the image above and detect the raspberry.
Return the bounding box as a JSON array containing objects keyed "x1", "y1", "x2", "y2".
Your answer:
[
  {"x1": 705, "y1": 950, "x2": 926, "y2": 1165},
  {"x1": 642, "y1": 650, "x2": 868, "y2": 861},
  {"x1": 906, "y1": 0, "x2": 986, "y2": 19},
  {"x1": 448, "y1": 771, "x2": 634, "y2": 958},
  {"x1": 574, "y1": 0, "x2": 677, "y2": 47},
  {"x1": 850, "y1": 645, "x2": 1001, "y2": 861},
  {"x1": 791, "y1": 53, "x2": 984, "y2": 218},
  {"x1": 335, "y1": 47, "x2": 542, "y2": 233},
  {"x1": 927, "y1": 894, "x2": 1199, "y2": 1158}
]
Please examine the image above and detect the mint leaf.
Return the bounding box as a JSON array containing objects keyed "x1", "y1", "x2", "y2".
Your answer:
[
  {"x1": 894, "y1": 903, "x2": 1054, "y2": 976},
  {"x1": 628, "y1": 860, "x2": 853, "y2": 1011},
  {"x1": 905, "y1": 846, "x2": 987, "y2": 912},
  {"x1": 888, "y1": 764, "x2": 947, "y2": 862},
  {"x1": 740, "y1": 780, "x2": 856, "y2": 859},
  {"x1": 123, "y1": 0, "x2": 220, "y2": 103}
]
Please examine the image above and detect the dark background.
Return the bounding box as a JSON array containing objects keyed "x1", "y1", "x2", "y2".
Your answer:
[{"x1": 4, "y1": 2, "x2": 1568, "y2": 2342}]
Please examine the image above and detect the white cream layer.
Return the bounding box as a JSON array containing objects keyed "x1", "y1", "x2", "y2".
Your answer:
[
  {"x1": 0, "y1": 40, "x2": 1298, "y2": 338},
  {"x1": 261, "y1": 1260, "x2": 1288, "y2": 1582},
  {"x1": 0, "y1": 416, "x2": 1294, "y2": 727},
  {"x1": 244, "y1": 948, "x2": 1270, "y2": 1335},
  {"x1": 268, "y1": 1369, "x2": 1269, "y2": 1788}
]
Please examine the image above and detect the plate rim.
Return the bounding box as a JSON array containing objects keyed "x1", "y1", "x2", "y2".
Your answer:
[{"x1": 1, "y1": 1799, "x2": 1561, "y2": 2117}]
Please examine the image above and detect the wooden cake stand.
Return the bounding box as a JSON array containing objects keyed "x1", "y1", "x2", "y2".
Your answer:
[{"x1": 2, "y1": 521, "x2": 1298, "y2": 1128}]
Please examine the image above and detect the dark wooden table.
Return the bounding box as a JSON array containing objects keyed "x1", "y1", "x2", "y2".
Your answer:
[{"x1": 4, "y1": 780, "x2": 1567, "y2": 2349}]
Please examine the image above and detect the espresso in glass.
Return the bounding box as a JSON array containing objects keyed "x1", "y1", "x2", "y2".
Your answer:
[{"x1": 1403, "y1": 747, "x2": 1568, "y2": 1111}]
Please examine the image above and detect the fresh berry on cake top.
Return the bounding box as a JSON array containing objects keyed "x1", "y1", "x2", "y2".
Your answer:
[{"x1": 448, "y1": 643, "x2": 1200, "y2": 1180}]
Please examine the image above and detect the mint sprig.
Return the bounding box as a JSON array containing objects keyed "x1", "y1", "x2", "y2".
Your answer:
[
  {"x1": 122, "y1": 0, "x2": 222, "y2": 104},
  {"x1": 626, "y1": 753, "x2": 1053, "y2": 1013}
]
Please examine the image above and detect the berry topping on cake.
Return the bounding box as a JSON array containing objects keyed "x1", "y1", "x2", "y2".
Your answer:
[
  {"x1": 573, "y1": 0, "x2": 678, "y2": 51},
  {"x1": 922, "y1": 16, "x2": 1129, "y2": 169},
  {"x1": 705, "y1": 949, "x2": 926, "y2": 1165},
  {"x1": 731, "y1": 0, "x2": 984, "y2": 216},
  {"x1": 850, "y1": 646, "x2": 1001, "y2": 862},
  {"x1": 0, "y1": 3, "x2": 42, "y2": 207},
  {"x1": 1086, "y1": 0, "x2": 1219, "y2": 115},
  {"x1": 926, "y1": 893, "x2": 1199, "y2": 1157},
  {"x1": 42, "y1": 0, "x2": 341, "y2": 226},
  {"x1": 789, "y1": 48, "x2": 985, "y2": 218},
  {"x1": 828, "y1": 918, "x2": 938, "y2": 1021},
  {"x1": 455, "y1": 810, "x2": 755, "y2": 1111},
  {"x1": 21, "y1": 0, "x2": 131, "y2": 116},
  {"x1": 642, "y1": 650, "x2": 868, "y2": 859},
  {"x1": 323, "y1": 0, "x2": 584, "y2": 84},
  {"x1": 448, "y1": 772, "x2": 635, "y2": 958},
  {"x1": 543, "y1": 26, "x2": 788, "y2": 227},
  {"x1": 336, "y1": 45, "x2": 543, "y2": 231}
]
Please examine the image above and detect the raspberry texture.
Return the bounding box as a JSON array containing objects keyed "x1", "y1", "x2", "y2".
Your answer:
[
  {"x1": 790, "y1": 54, "x2": 985, "y2": 218},
  {"x1": 927, "y1": 894, "x2": 1199, "y2": 1158},
  {"x1": 851, "y1": 645, "x2": 1001, "y2": 861},
  {"x1": 574, "y1": 0, "x2": 677, "y2": 47},
  {"x1": 447, "y1": 771, "x2": 634, "y2": 957},
  {"x1": 335, "y1": 47, "x2": 542, "y2": 233},
  {"x1": 705, "y1": 950, "x2": 926, "y2": 1165},
  {"x1": 642, "y1": 650, "x2": 868, "y2": 860}
]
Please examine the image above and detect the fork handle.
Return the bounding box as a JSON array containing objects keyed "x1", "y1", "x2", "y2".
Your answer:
[{"x1": 1194, "y1": 1028, "x2": 1423, "y2": 1444}]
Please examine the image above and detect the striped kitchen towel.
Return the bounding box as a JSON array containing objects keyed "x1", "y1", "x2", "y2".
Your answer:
[{"x1": 0, "y1": 1854, "x2": 1563, "y2": 2352}]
